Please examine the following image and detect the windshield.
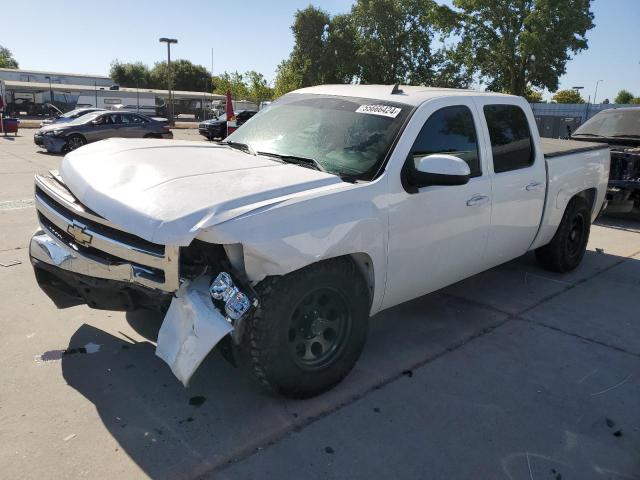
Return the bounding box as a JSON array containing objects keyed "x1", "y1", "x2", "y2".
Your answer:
[
  {"x1": 225, "y1": 93, "x2": 412, "y2": 179},
  {"x1": 574, "y1": 109, "x2": 640, "y2": 138},
  {"x1": 61, "y1": 109, "x2": 89, "y2": 119},
  {"x1": 65, "y1": 111, "x2": 103, "y2": 126}
]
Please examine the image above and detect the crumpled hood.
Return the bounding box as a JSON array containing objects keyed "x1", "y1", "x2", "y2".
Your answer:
[{"x1": 60, "y1": 138, "x2": 344, "y2": 245}]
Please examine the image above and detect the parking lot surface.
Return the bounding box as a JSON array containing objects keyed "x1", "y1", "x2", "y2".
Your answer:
[{"x1": 1, "y1": 131, "x2": 639, "y2": 479}]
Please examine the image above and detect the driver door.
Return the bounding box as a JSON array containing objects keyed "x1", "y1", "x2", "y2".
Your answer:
[{"x1": 383, "y1": 99, "x2": 493, "y2": 309}]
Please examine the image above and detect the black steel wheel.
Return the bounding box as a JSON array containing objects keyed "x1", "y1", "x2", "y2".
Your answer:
[
  {"x1": 536, "y1": 196, "x2": 591, "y2": 272},
  {"x1": 242, "y1": 257, "x2": 370, "y2": 398},
  {"x1": 288, "y1": 287, "x2": 352, "y2": 370}
]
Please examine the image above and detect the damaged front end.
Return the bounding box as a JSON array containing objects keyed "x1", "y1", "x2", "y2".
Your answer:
[
  {"x1": 30, "y1": 172, "x2": 258, "y2": 386},
  {"x1": 156, "y1": 271, "x2": 255, "y2": 386},
  {"x1": 607, "y1": 146, "x2": 640, "y2": 212}
]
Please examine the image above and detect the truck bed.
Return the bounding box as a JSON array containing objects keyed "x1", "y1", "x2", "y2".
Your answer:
[{"x1": 541, "y1": 138, "x2": 608, "y2": 159}]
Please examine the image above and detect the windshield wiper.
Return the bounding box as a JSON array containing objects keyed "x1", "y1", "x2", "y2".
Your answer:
[
  {"x1": 257, "y1": 151, "x2": 326, "y2": 172},
  {"x1": 611, "y1": 134, "x2": 640, "y2": 138},
  {"x1": 219, "y1": 140, "x2": 256, "y2": 156},
  {"x1": 572, "y1": 133, "x2": 600, "y2": 137}
]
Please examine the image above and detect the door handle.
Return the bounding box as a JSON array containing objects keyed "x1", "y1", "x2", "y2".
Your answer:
[
  {"x1": 466, "y1": 195, "x2": 490, "y2": 207},
  {"x1": 525, "y1": 182, "x2": 544, "y2": 191}
]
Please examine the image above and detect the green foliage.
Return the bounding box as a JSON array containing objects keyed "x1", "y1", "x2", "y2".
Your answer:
[
  {"x1": 110, "y1": 59, "x2": 211, "y2": 92},
  {"x1": 150, "y1": 59, "x2": 211, "y2": 92},
  {"x1": 0, "y1": 45, "x2": 19, "y2": 69},
  {"x1": 452, "y1": 0, "x2": 595, "y2": 95},
  {"x1": 631, "y1": 97, "x2": 640, "y2": 105},
  {"x1": 552, "y1": 89, "x2": 585, "y2": 104},
  {"x1": 212, "y1": 71, "x2": 250, "y2": 99},
  {"x1": 274, "y1": 1, "x2": 472, "y2": 92},
  {"x1": 524, "y1": 86, "x2": 544, "y2": 102},
  {"x1": 110, "y1": 61, "x2": 150, "y2": 87},
  {"x1": 212, "y1": 71, "x2": 274, "y2": 104},
  {"x1": 614, "y1": 90, "x2": 634, "y2": 104},
  {"x1": 245, "y1": 71, "x2": 274, "y2": 104},
  {"x1": 273, "y1": 60, "x2": 303, "y2": 98}
]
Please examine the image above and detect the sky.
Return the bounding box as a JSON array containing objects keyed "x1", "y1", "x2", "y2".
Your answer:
[{"x1": 3, "y1": 0, "x2": 639, "y2": 102}]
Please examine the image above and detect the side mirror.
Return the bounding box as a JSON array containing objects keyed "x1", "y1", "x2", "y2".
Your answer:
[{"x1": 404, "y1": 154, "x2": 471, "y2": 191}]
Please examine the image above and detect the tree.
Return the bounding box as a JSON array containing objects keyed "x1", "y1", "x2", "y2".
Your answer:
[
  {"x1": 273, "y1": 60, "x2": 303, "y2": 98},
  {"x1": 452, "y1": 0, "x2": 595, "y2": 96},
  {"x1": 245, "y1": 70, "x2": 274, "y2": 105},
  {"x1": 0, "y1": 45, "x2": 18, "y2": 69},
  {"x1": 212, "y1": 71, "x2": 250, "y2": 99},
  {"x1": 110, "y1": 61, "x2": 151, "y2": 88},
  {"x1": 150, "y1": 59, "x2": 211, "y2": 92},
  {"x1": 614, "y1": 89, "x2": 634, "y2": 104},
  {"x1": 631, "y1": 97, "x2": 640, "y2": 105},
  {"x1": 524, "y1": 85, "x2": 543, "y2": 102},
  {"x1": 552, "y1": 89, "x2": 585, "y2": 104},
  {"x1": 277, "y1": 1, "x2": 470, "y2": 89}
]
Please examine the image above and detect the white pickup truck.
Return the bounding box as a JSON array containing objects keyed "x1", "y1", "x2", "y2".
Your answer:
[{"x1": 30, "y1": 85, "x2": 610, "y2": 397}]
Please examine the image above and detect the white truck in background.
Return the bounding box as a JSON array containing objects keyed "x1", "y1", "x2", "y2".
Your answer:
[{"x1": 30, "y1": 85, "x2": 609, "y2": 397}]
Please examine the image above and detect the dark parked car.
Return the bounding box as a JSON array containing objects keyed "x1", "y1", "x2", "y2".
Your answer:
[
  {"x1": 35, "y1": 111, "x2": 173, "y2": 153},
  {"x1": 39, "y1": 107, "x2": 106, "y2": 128},
  {"x1": 198, "y1": 110, "x2": 258, "y2": 140},
  {"x1": 571, "y1": 107, "x2": 640, "y2": 212}
]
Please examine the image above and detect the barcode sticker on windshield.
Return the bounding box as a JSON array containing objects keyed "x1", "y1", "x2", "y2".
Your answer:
[{"x1": 355, "y1": 104, "x2": 402, "y2": 118}]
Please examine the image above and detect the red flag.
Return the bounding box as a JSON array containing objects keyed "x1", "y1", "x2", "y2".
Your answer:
[{"x1": 225, "y1": 90, "x2": 235, "y2": 121}]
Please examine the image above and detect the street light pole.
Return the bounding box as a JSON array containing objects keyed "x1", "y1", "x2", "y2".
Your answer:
[
  {"x1": 45, "y1": 75, "x2": 54, "y2": 109},
  {"x1": 593, "y1": 79, "x2": 603, "y2": 105},
  {"x1": 159, "y1": 37, "x2": 178, "y2": 125}
]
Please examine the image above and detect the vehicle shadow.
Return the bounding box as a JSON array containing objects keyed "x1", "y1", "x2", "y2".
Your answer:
[
  {"x1": 1, "y1": 135, "x2": 16, "y2": 141},
  {"x1": 60, "y1": 221, "x2": 640, "y2": 479}
]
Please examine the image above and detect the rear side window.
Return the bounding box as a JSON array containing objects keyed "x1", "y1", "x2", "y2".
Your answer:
[
  {"x1": 484, "y1": 105, "x2": 533, "y2": 173},
  {"x1": 411, "y1": 105, "x2": 481, "y2": 177}
]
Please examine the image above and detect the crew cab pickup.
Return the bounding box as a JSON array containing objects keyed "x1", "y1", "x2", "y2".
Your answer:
[{"x1": 30, "y1": 85, "x2": 610, "y2": 398}]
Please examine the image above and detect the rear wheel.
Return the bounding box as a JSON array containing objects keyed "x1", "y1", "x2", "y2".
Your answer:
[
  {"x1": 242, "y1": 257, "x2": 370, "y2": 398},
  {"x1": 535, "y1": 197, "x2": 591, "y2": 272},
  {"x1": 65, "y1": 134, "x2": 86, "y2": 152},
  {"x1": 144, "y1": 133, "x2": 160, "y2": 139}
]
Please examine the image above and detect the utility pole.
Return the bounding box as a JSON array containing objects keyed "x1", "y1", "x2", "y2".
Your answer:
[
  {"x1": 94, "y1": 81, "x2": 98, "y2": 108},
  {"x1": 593, "y1": 79, "x2": 603, "y2": 106},
  {"x1": 159, "y1": 37, "x2": 178, "y2": 125},
  {"x1": 45, "y1": 75, "x2": 54, "y2": 109}
]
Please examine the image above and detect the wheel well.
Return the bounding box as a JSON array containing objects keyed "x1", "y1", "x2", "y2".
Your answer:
[
  {"x1": 348, "y1": 253, "x2": 375, "y2": 306},
  {"x1": 67, "y1": 133, "x2": 86, "y2": 142},
  {"x1": 573, "y1": 187, "x2": 597, "y2": 214}
]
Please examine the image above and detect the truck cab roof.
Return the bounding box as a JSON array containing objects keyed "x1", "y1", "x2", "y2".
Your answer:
[{"x1": 294, "y1": 84, "x2": 516, "y2": 106}]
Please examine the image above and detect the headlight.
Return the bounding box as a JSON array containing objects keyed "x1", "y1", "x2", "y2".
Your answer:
[
  {"x1": 45, "y1": 129, "x2": 64, "y2": 137},
  {"x1": 209, "y1": 272, "x2": 251, "y2": 321}
]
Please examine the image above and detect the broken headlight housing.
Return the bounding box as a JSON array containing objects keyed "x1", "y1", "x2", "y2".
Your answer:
[{"x1": 209, "y1": 272, "x2": 251, "y2": 321}]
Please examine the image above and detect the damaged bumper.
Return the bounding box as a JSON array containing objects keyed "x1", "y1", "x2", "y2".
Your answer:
[{"x1": 30, "y1": 228, "x2": 253, "y2": 386}]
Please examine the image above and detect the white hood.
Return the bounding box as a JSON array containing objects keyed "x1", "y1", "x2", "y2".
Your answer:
[{"x1": 60, "y1": 138, "x2": 344, "y2": 245}]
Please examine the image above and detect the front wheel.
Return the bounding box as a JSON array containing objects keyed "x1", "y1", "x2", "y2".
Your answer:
[
  {"x1": 535, "y1": 197, "x2": 591, "y2": 273},
  {"x1": 65, "y1": 134, "x2": 86, "y2": 152},
  {"x1": 242, "y1": 257, "x2": 370, "y2": 398}
]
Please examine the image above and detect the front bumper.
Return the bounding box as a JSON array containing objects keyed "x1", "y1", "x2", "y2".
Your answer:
[
  {"x1": 41, "y1": 135, "x2": 66, "y2": 153},
  {"x1": 30, "y1": 230, "x2": 174, "y2": 310},
  {"x1": 34, "y1": 133, "x2": 44, "y2": 146}
]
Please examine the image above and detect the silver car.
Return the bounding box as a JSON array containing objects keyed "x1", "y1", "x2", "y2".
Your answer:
[{"x1": 35, "y1": 111, "x2": 173, "y2": 153}]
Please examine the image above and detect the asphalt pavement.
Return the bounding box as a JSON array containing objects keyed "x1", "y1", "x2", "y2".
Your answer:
[{"x1": 0, "y1": 130, "x2": 638, "y2": 479}]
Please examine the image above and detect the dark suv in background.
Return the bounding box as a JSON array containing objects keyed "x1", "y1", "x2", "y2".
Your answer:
[{"x1": 198, "y1": 110, "x2": 258, "y2": 140}]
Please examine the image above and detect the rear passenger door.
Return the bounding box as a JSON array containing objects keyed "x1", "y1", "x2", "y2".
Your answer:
[{"x1": 477, "y1": 101, "x2": 546, "y2": 265}]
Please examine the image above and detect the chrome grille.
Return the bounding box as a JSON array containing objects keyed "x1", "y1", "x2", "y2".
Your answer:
[{"x1": 34, "y1": 172, "x2": 179, "y2": 291}]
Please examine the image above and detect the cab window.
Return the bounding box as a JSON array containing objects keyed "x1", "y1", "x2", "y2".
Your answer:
[
  {"x1": 483, "y1": 104, "x2": 533, "y2": 173},
  {"x1": 410, "y1": 105, "x2": 481, "y2": 177}
]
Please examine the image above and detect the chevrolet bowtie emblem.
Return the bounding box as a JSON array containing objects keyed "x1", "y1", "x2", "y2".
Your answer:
[{"x1": 67, "y1": 222, "x2": 93, "y2": 246}]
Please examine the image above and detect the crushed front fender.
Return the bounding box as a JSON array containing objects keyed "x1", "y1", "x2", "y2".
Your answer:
[{"x1": 155, "y1": 276, "x2": 233, "y2": 386}]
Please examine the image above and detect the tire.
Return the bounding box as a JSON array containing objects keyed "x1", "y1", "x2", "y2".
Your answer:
[
  {"x1": 144, "y1": 133, "x2": 159, "y2": 139},
  {"x1": 535, "y1": 197, "x2": 591, "y2": 273},
  {"x1": 65, "y1": 134, "x2": 86, "y2": 152},
  {"x1": 242, "y1": 257, "x2": 370, "y2": 398}
]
